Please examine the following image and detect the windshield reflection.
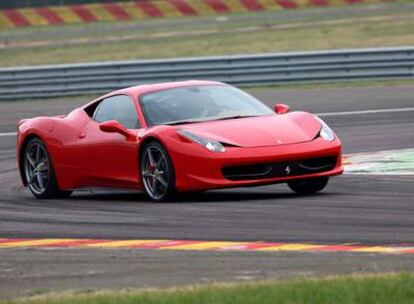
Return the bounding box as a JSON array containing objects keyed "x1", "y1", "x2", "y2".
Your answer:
[{"x1": 140, "y1": 85, "x2": 274, "y2": 126}]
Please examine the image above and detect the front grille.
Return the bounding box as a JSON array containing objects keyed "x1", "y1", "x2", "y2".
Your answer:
[{"x1": 222, "y1": 156, "x2": 337, "y2": 181}]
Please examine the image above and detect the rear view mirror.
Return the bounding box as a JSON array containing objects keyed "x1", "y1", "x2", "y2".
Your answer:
[
  {"x1": 99, "y1": 120, "x2": 136, "y2": 141},
  {"x1": 274, "y1": 103, "x2": 290, "y2": 114}
]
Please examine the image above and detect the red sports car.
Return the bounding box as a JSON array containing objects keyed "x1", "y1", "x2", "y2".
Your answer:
[{"x1": 17, "y1": 80, "x2": 343, "y2": 202}]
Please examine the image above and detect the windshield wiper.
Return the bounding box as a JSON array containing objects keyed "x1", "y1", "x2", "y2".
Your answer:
[
  {"x1": 163, "y1": 119, "x2": 206, "y2": 126},
  {"x1": 213, "y1": 115, "x2": 260, "y2": 121},
  {"x1": 163, "y1": 115, "x2": 260, "y2": 126}
]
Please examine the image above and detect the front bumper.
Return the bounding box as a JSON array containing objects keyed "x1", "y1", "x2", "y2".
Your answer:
[{"x1": 170, "y1": 137, "x2": 343, "y2": 192}]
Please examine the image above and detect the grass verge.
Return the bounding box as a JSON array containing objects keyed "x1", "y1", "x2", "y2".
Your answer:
[
  {"x1": 4, "y1": 273, "x2": 414, "y2": 304},
  {"x1": 1, "y1": 3, "x2": 414, "y2": 66}
]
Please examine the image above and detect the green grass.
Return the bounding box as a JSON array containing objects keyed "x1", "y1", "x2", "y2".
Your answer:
[
  {"x1": 1, "y1": 2, "x2": 414, "y2": 66},
  {"x1": 4, "y1": 273, "x2": 414, "y2": 304}
]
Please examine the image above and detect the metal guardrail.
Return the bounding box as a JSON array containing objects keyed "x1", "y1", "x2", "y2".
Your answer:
[{"x1": 0, "y1": 47, "x2": 413, "y2": 100}]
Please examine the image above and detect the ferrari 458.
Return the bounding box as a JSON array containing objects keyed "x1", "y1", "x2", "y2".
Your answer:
[{"x1": 17, "y1": 80, "x2": 343, "y2": 201}]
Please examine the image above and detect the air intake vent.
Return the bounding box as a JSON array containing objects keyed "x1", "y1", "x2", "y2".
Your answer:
[{"x1": 222, "y1": 156, "x2": 337, "y2": 181}]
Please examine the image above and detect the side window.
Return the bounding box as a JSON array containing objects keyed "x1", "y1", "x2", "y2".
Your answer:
[{"x1": 93, "y1": 95, "x2": 140, "y2": 129}]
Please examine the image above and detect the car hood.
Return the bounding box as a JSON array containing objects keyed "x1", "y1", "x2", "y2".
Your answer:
[{"x1": 176, "y1": 112, "x2": 322, "y2": 148}]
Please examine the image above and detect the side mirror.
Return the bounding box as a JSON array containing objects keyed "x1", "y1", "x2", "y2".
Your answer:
[
  {"x1": 274, "y1": 103, "x2": 290, "y2": 114},
  {"x1": 99, "y1": 120, "x2": 136, "y2": 141}
]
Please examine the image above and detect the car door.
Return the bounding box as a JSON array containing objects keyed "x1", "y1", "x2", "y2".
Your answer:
[{"x1": 78, "y1": 94, "x2": 141, "y2": 188}]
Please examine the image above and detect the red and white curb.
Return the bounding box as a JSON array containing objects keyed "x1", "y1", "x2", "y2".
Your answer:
[
  {"x1": 0, "y1": 238, "x2": 413, "y2": 254},
  {"x1": 0, "y1": 0, "x2": 396, "y2": 29}
]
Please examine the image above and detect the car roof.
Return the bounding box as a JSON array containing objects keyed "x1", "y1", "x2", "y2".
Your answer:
[
  {"x1": 110, "y1": 80, "x2": 227, "y2": 97},
  {"x1": 82, "y1": 80, "x2": 227, "y2": 109}
]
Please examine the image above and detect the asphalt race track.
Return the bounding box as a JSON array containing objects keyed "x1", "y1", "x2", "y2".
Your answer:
[{"x1": 0, "y1": 85, "x2": 413, "y2": 299}]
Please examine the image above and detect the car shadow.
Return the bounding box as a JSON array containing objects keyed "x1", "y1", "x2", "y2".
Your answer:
[{"x1": 69, "y1": 189, "x2": 334, "y2": 204}]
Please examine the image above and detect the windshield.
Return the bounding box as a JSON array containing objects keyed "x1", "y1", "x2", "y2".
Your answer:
[{"x1": 140, "y1": 85, "x2": 274, "y2": 126}]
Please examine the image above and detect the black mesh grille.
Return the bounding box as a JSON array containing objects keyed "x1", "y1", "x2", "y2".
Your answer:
[{"x1": 222, "y1": 156, "x2": 338, "y2": 181}]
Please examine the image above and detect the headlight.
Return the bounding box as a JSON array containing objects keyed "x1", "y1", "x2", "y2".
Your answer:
[
  {"x1": 178, "y1": 129, "x2": 226, "y2": 152},
  {"x1": 315, "y1": 117, "x2": 335, "y2": 141}
]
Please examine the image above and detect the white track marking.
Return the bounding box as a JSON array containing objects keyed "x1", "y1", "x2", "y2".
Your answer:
[
  {"x1": 344, "y1": 148, "x2": 414, "y2": 175},
  {"x1": 316, "y1": 107, "x2": 414, "y2": 117},
  {"x1": 0, "y1": 106, "x2": 412, "y2": 138},
  {"x1": 0, "y1": 132, "x2": 17, "y2": 137}
]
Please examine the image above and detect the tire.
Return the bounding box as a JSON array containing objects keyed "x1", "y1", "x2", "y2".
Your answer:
[
  {"x1": 287, "y1": 176, "x2": 329, "y2": 195},
  {"x1": 140, "y1": 141, "x2": 176, "y2": 202},
  {"x1": 23, "y1": 137, "x2": 72, "y2": 199}
]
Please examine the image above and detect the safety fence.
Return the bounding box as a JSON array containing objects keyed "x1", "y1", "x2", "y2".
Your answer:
[{"x1": 0, "y1": 46, "x2": 413, "y2": 100}]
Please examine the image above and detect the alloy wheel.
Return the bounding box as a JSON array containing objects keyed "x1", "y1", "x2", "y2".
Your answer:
[
  {"x1": 141, "y1": 145, "x2": 170, "y2": 200},
  {"x1": 24, "y1": 142, "x2": 50, "y2": 195}
]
